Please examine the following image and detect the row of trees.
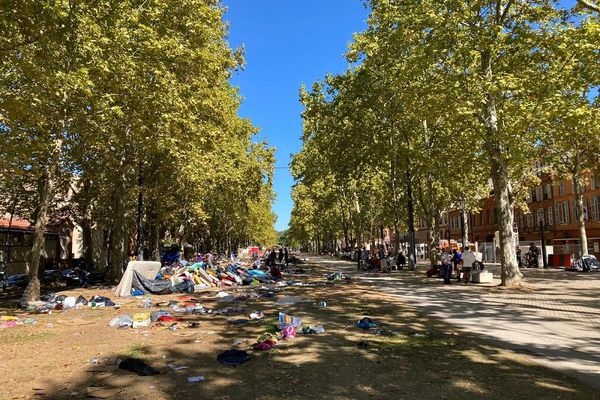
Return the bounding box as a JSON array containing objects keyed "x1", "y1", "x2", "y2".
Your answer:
[
  {"x1": 0, "y1": 0, "x2": 277, "y2": 304},
  {"x1": 289, "y1": 0, "x2": 599, "y2": 286}
]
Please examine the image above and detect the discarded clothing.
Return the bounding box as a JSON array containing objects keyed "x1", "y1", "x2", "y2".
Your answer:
[
  {"x1": 217, "y1": 350, "x2": 251, "y2": 367},
  {"x1": 357, "y1": 317, "x2": 378, "y2": 330}
]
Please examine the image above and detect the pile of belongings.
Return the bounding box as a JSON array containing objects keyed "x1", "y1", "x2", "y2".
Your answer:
[
  {"x1": 26, "y1": 293, "x2": 118, "y2": 312},
  {"x1": 117, "y1": 252, "x2": 290, "y2": 297}
]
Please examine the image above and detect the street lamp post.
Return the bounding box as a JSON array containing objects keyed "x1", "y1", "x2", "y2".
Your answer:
[{"x1": 538, "y1": 217, "x2": 547, "y2": 269}]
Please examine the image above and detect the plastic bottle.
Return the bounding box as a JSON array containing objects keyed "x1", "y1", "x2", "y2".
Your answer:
[{"x1": 318, "y1": 300, "x2": 327, "y2": 308}]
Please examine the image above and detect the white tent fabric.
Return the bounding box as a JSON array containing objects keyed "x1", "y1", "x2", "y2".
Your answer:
[{"x1": 115, "y1": 261, "x2": 161, "y2": 297}]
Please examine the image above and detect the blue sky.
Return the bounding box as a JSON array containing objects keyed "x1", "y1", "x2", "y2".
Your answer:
[{"x1": 223, "y1": 0, "x2": 369, "y2": 231}]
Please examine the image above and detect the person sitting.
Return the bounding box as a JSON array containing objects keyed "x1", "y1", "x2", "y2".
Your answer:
[{"x1": 270, "y1": 265, "x2": 283, "y2": 280}]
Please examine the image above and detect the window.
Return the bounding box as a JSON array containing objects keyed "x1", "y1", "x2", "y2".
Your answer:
[
  {"x1": 559, "y1": 180, "x2": 565, "y2": 196},
  {"x1": 547, "y1": 206, "x2": 554, "y2": 226},
  {"x1": 537, "y1": 208, "x2": 544, "y2": 226},
  {"x1": 545, "y1": 184, "x2": 552, "y2": 200},
  {"x1": 562, "y1": 202, "x2": 569, "y2": 224},
  {"x1": 536, "y1": 186, "x2": 543, "y2": 202},
  {"x1": 591, "y1": 196, "x2": 600, "y2": 221},
  {"x1": 526, "y1": 213, "x2": 533, "y2": 228}
]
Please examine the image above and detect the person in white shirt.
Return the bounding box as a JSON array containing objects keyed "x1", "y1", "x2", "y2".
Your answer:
[
  {"x1": 461, "y1": 246, "x2": 477, "y2": 284},
  {"x1": 441, "y1": 247, "x2": 452, "y2": 284}
]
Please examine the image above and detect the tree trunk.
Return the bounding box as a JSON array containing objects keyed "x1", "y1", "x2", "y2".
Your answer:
[
  {"x1": 573, "y1": 172, "x2": 588, "y2": 255},
  {"x1": 427, "y1": 214, "x2": 440, "y2": 267},
  {"x1": 482, "y1": 49, "x2": 521, "y2": 287},
  {"x1": 21, "y1": 137, "x2": 63, "y2": 306},
  {"x1": 109, "y1": 162, "x2": 128, "y2": 283}
]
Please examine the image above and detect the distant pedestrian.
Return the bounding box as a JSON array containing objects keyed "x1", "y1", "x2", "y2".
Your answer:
[
  {"x1": 398, "y1": 252, "x2": 406, "y2": 270},
  {"x1": 284, "y1": 247, "x2": 289, "y2": 266},
  {"x1": 441, "y1": 248, "x2": 452, "y2": 284},
  {"x1": 278, "y1": 248, "x2": 284, "y2": 264},
  {"x1": 269, "y1": 249, "x2": 277, "y2": 267},
  {"x1": 462, "y1": 246, "x2": 477, "y2": 284},
  {"x1": 452, "y1": 249, "x2": 462, "y2": 281}
]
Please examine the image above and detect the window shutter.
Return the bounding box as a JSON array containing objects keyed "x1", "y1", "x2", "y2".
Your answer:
[
  {"x1": 547, "y1": 206, "x2": 554, "y2": 226},
  {"x1": 555, "y1": 203, "x2": 561, "y2": 224}
]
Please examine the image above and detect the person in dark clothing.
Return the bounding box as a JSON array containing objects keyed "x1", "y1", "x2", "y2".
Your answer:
[
  {"x1": 529, "y1": 242, "x2": 539, "y2": 268},
  {"x1": 269, "y1": 249, "x2": 277, "y2": 266},
  {"x1": 284, "y1": 248, "x2": 289, "y2": 266},
  {"x1": 278, "y1": 248, "x2": 284, "y2": 264},
  {"x1": 398, "y1": 252, "x2": 406, "y2": 270}
]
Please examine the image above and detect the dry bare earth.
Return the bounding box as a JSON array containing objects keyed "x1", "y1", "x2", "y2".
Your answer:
[{"x1": 0, "y1": 261, "x2": 596, "y2": 400}]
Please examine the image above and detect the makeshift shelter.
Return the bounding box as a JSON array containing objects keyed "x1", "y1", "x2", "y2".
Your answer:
[{"x1": 115, "y1": 261, "x2": 161, "y2": 297}]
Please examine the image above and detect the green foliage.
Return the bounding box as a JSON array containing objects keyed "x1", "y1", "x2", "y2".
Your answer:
[
  {"x1": 289, "y1": 0, "x2": 598, "y2": 281},
  {"x1": 0, "y1": 0, "x2": 276, "y2": 273}
]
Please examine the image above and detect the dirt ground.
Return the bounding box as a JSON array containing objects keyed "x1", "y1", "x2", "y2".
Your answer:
[{"x1": 0, "y1": 262, "x2": 597, "y2": 400}]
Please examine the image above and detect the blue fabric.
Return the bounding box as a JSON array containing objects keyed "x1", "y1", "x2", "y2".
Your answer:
[{"x1": 357, "y1": 317, "x2": 378, "y2": 330}]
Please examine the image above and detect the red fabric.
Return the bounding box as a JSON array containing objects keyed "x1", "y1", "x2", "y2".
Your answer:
[{"x1": 253, "y1": 339, "x2": 277, "y2": 350}]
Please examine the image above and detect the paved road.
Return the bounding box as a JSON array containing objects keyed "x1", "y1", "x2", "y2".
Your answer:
[{"x1": 312, "y1": 256, "x2": 600, "y2": 389}]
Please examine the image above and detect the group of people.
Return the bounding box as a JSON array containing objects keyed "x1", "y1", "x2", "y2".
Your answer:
[
  {"x1": 357, "y1": 247, "x2": 408, "y2": 272},
  {"x1": 262, "y1": 247, "x2": 289, "y2": 268},
  {"x1": 428, "y1": 246, "x2": 479, "y2": 284}
]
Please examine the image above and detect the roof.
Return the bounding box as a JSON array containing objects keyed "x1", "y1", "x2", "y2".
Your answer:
[{"x1": 0, "y1": 216, "x2": 61, "y2": 233}]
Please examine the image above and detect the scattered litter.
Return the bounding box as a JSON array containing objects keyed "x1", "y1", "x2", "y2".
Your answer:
[
  {"x1": 132, "y1": 313, "x2": 151, "y2": 328},
  {"x1": 278, "y1": 312, "x2": 302, "y2": 329},
  {"x1": 217, "y1": 350, "x2": 251, "y2": 367},
  {"x1": 168, "y1": 364, "x2": 189, "y2": 371},
  {"x1": 90, "y1": 357, "x2": 121, "y2": 366},
  {"x1": 357, "y1": 317, "x2": 378, "y2": 330},
  {"x1": 301, "y1": 325, "x2": 325, "y2": 334},
  {"x1": 249, "y1": 311, "x2": 264, "y2": 320},
  {"x1": 187, "y1": 376, "x2": 205, "y2": 383},
  {"x1": 108, "y1": 314, "x2": 133, "y2": 328},
  {"x1": 318, "y1": 300, "x2": 327, "y2": 308}
]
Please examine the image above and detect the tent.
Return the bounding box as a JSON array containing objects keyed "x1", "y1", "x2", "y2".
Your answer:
[{"x1": 115, "y1": 261, "x2": 161, "y2": 297}]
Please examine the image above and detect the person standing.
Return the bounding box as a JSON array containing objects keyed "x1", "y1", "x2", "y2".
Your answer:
[
  {"x1": 284, "y1": 247, "x2": 289, "y2": 266},
  {"x1": 397, "y1": 252, "x2": 406, "y2": 270},
  {"x1": 278, "y1": 248, "x2": 284, "y2": 264},
  {"x1": 269, "y1": 249, "x2": 277, "y2": 267},
  {"x1": 441, "y1": 247, "x2": 452, "y2": 284},
  {"x1": 529, "y1": 242, "x2": 539, "y2": 268},
  {"x1": 452, "y1": 248, "x2": 462, "y2": 281},
  {"x1": 462, "y1": 246, "x2": 477, "y2": 284}
]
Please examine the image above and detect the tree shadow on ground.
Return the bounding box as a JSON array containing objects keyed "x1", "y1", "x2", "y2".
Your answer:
[{"x1": 30, "y1": 265, "x2": 599, "y2": 400}]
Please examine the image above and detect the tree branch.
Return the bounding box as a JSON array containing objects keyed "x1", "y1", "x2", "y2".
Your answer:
[{"x1": 577, "y1": 0, "x2": 600, "y2": 12}]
